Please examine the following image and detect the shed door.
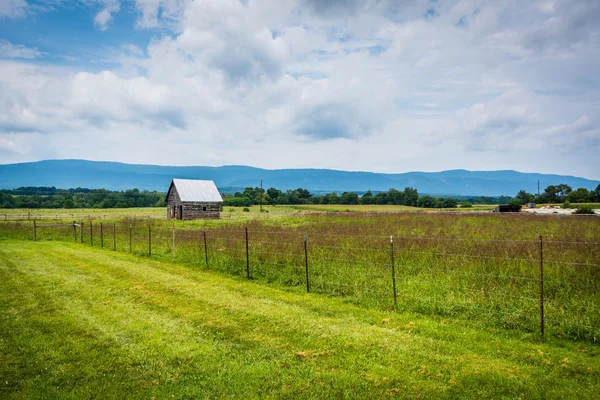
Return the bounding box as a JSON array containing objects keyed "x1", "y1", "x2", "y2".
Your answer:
[{"x1": 178, "y1": 205, "x2": 183, "y2": 220}]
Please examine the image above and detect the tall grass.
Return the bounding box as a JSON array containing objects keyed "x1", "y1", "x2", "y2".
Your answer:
[{"x1": 2, "y1": 212, "x2": 598, "y2": 341}]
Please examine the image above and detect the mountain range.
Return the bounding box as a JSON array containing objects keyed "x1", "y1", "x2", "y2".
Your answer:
[{"x1": 0, "y1": 160, "x2": 598, "y2": 197}]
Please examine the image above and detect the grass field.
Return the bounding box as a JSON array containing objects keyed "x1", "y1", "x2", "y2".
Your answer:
[
  {"x1": 1, "y1": 240, "x2": 599, "y2": 399},
  {"x1": 2, "y1": 211, "x2": 599, "y2": 341},
  {"x1": 0, "y1": 203, "x2": 497, "y2": 221}
]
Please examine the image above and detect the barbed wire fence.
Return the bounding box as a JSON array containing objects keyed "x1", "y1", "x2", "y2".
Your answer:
[{"x1": 10, "y1": 220, "x2": 600, "y2": 342}]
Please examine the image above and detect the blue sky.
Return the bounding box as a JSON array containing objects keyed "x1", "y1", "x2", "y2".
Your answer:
[{"x1": 0, "y1": 0, "x2": 599, "y2": 179}]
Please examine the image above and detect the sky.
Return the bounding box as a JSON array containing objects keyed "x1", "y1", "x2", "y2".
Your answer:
[{"x1": 0, "y1": 0, "x2": 599, "y2": 179}]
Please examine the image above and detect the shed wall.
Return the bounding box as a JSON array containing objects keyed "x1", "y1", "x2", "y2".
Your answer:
[
  {"x1": 167, "y1": 186, "x2": 221, "y2": 219},
  {"x1": 167, "y1": 188, "x2": 181, "y2": 219},
  {"x1": 182, "y1": 202, "x2": 221, "y2": 220}
]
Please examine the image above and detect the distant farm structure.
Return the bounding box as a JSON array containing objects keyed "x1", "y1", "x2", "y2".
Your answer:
[{"x1": 166, "y1": 179, "x2": 223, "y2": 220}]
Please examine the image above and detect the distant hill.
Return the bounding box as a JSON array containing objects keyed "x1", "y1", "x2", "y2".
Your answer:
[{"x1": 0, "y1": 160, "x2": 598, "y2": 196}]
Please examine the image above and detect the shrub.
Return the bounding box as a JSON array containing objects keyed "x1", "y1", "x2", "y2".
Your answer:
[
  {"x1": 243, "y1": 207, "x2": 250, "y2": 212},
  {"x1": 573, "y1": 206, "x2": 595, "y2": 215},
  {"x1": 562, "y1": 201, "x2": 571, "y2": 209},
  {"x1": 459, "y1": 202, "x2": 473, "y2": 208}
]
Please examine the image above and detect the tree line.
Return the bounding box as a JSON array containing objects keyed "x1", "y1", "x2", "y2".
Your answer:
[
  {"x1": 510, "y1": 184, "x2": 600, "y2": 206},
  {"x1": 4, "y1": 183, "x2": 594, "y2": 210},
  {"x1": 222, "y1": 187, "x2": 511, "y2": 208},
  {"x1": 0, "y1": 187, "x2": 166, "y2": 209}
]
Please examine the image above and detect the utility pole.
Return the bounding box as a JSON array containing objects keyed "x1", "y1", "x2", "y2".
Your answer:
[{"x1": 537, "y1": 180, "x2": 540, "y2": 196}]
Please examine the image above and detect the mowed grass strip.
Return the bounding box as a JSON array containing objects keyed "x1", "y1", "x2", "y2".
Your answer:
[{"x1": 0, "y1": 241, "x2": 598, "y2": 399}]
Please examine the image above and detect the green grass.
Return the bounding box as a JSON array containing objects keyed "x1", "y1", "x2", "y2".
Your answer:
[
  {"x1": 2, "y1": 212, "x2": 599, "y2": 341},
  {"x1": 1, "y1": 240, "x2": 599, "y2": 399},
  {"x1": 0, "y1": 203, "x2": 498, "y2": 222}
]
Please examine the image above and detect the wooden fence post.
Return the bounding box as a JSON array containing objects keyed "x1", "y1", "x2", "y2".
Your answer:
[
  {"x1": 73, "y1": 221, "x2": 77, "y2": 241},
  {"x1": 100, "y1": 222, "x2": 104, "y2": 249},
  {"x1": 80, "y1": 222, "x2": 83, "y2": 243},
  {"x1": 90, "y1": 221, "x2": 93, "y2": 246},
  {"x1": 33, "y1": 220, "x2": 36, "y2": 241}
]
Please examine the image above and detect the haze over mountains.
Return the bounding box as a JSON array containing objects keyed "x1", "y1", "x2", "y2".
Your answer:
[{"x1": 0, "y1": 160, "x2": 598, "y2": 197}]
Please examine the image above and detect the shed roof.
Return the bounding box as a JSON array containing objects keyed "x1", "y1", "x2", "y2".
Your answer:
[{"x1": 169, "y1": 179, "x2": 223, "y2": 202}]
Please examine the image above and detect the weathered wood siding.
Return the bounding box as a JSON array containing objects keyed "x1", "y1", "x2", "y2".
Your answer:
[
  {"x1": 181, "y1": 201, "x2": 221, "y2": 220},
  {"x1": 167, "y1": 186, "x2": 221, "y2": 219}
]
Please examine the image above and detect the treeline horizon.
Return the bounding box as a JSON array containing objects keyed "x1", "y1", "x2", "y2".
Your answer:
[
  {"x1": 0, "y1": 187, "x2": 166, "y2": 209},
  {"x1": 0, "y1": 186, "x2": 511, "y2": 209},
  {"x1": 509, "y1": 183, "x2": 600, "y2": 206},
  {"x1": 221, "y1": 187, "x2": 512, "y2": 208},
  {"x1": 1, "y1": 184, "x2": 598, "y2": 209}
]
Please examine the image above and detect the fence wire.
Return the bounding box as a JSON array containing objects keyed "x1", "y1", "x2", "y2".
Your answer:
[{"x1": 5, "y1": 220, "x2": 599, "y2": 342}]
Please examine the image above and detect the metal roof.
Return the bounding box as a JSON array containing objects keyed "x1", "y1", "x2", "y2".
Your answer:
[{"x1": 170, "y1": 179, "x2": 223, "y2": 202}]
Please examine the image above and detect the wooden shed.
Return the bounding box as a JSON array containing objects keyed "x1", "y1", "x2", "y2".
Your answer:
[{"x1": 166, "y1": 179, "x2": 223, "y2": 220}]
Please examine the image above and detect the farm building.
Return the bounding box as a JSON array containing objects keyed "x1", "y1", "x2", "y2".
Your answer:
[{"x1": 166, "y1": 179, "x2": 223, "y2": 220}]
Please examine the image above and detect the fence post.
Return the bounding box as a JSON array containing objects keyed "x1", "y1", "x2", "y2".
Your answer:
[
  {"x1": 172, "y1": 224, "x2": 176, "y2": 262},
  {"x1": 148, "y1": 225, "x2": 152, "y2": 257},
  {"x1": 73, "y1": 221, "x2": 77, "y2": 241},
  {"x1": 33, "y1": 220, "x2": 36, "y2": 241},
  {"x1": 539, "y1": 235, "x2": 545, "y2": 338},
  {"x1": 80, "y1": 221, "x2": 83, "y2": 243},
  {"x1": 90, "y1": 221, "x2": 93, "y2": 246},
  {"x1": 304, "y1": 232, "x2": 310, "y2": 293},
  {"x1": 245, "y1": 227, "x2": 250, "y2": 279},
  {"x1": 390, "y1": 235, "x2": 397, "y2": 307},
  {"x1": 129, "y1": 224, "x2": 132, "y2": 253},
  {"x1": 100, "y1": 222, "x2": 104, "y2": 249},
  {"x1": 113, "y1": 223, "x2": 116, "y2": 251}
]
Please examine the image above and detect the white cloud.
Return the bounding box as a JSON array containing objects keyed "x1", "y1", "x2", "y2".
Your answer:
[
  {"x1": 69, "y1": 70, "x2": 186, "y2": 128},
  {"x1": 94, "y1": 0, "x2": 121, "y2": 31},
  {"x1": 134, "y1": 0, "x2": 186, "y2": 28},
  {"x1": 0, "y1": 0, "x2": 27, "y2": 18},
  {"x1": 1, "y1": 0, "x2": 599, "y2": 179},
  {"x1": 0, "y1": 40, "x2": 46, "y2": 59}
]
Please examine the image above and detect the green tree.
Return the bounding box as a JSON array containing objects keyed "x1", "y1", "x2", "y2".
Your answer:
[
  {"x1": 360, "y1": 191, "x2": 373, "y2": 205},
  {"x1": 374, "y1": 192, "x2": 388, "y2": 205},
  {"x1": 267, "y1": 188, "x2": 281, "y2": 200},
  {"x1": 417, "y1": 196, "x2": 437, "y2": 208},
  {"x1": 324, "y1": 193, "x2": 340, "y2": 204},
  {"x1": 545, "y1": 184, "x2": 572, "y2": 203},
  {"x1": 534, "y1": 193, "x2": 549, "y2": 204},
  {"x1": 567, "y1": 188, "x2": 592, "y2": 203},
  {"x1": 295, "y1": 188, "x2": 312, "y2": 200},
  {"x1": 514, "y1": 190, "x2": 534, "y2": 205},
  {"x1": 340, "y1": 192, "x2": 359, "y2": 205},
  {"x1": 222, "y1": 196, "x2": 252, "y2": 207},
  {"x1": 441, "y1": 198, "x2": 458, "y2": 208},
  {"x1": 403, "y1": 187, "x2": 419, "y2": 207},
  {"x1": 387, "y1": 189, "x2": 404, "y2": 205}
]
